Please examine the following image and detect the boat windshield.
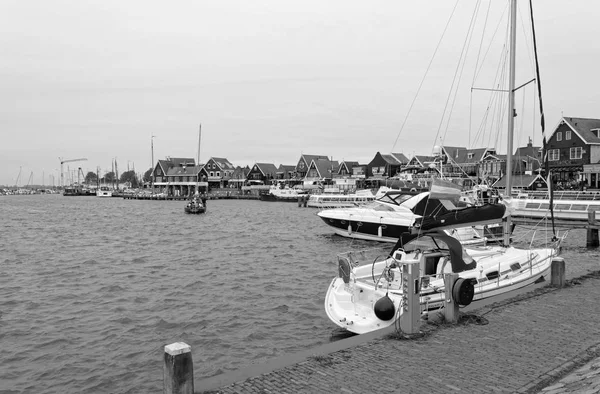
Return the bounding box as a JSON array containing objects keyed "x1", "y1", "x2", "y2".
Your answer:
[
  {"x1": 362, "y1": 201, "x2": 400, "y2": 211},
  {"x1": 376, "y1": 192, "x2": 414, "y2": 206}
]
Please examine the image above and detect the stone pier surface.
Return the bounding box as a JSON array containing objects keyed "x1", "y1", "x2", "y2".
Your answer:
[{"x1": 197, "y1": 271, "x2": 600, "y2": 394}]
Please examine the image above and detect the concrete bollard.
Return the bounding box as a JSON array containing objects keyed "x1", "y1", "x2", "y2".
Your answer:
[
  {"x1": 443, "y1": 273, "x2": 460, "y2": 324},
  {"x1": 550, "y1": 257, "x2": 566, "y2": 288},
  {"x1": 163, "y1": 342, "x2": 194, "y2": 394}
]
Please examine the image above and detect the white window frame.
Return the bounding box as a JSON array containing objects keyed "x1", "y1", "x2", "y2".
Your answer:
[
  {"x1": 548, "y1": 149, "x2": 560, "y2": 161},
  {"x1": 216, "y1": 171, "x2": 221, "y2": 177},
  {"x1": 570, "y1": 147, "x2": 582, "y2": 160},
  {"x1": 468, "y1": 153, "x2": 474, "y2": 159},
  {"x1": 210, "y1": 171, "x2": 214, "y2": 177},
  {"x1": 556, "y1": 132, "x2": 562, "y2": 141},
  {"x1": 566, "y1": 130, "x2": 571, "y2": 140}
]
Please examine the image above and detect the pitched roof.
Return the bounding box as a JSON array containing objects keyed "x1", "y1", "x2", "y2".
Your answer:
[
  {"x1": 209, "y1": 157, "x2": 235, "y2": 170},
  {"x1": 381, "y1": 153, "x2": 407, "y2": 165},
  {"x1": 514, "y1": 141, "x2": 541, "y2": 160},
  {"x1": 493, "y1": 174, "x2": 545, "y2": 188},
  {"x1": 454, "y1": 148, "x2": 489, "y2": 164},
  {"x1": 254, "y1": 163, "x2": 279, "y2": 177},
  {"x1": 277, "y1": 164, "x2": 296, "y2": 174},
  {"x1": 442, "y1": 146, "x2": 466, "y2": 160},
  {"x1": 165, "y1": 164, "x2": 203, "y2": 176},
  {"x1": 409, "y1": 155, "x2": 436, "y2": 167},
  {"x1": 338, "y1": 161, "x2": 359, "y2": 174},
  {"x1": 309, "y1": 159, "x2": 337, "y2": 178},
  {"x1": 559, "y1": 117, "x2": 600, "y2": 144},
  {"x1": 302, "y1": 154, "x2": 328, "y2": 163}
]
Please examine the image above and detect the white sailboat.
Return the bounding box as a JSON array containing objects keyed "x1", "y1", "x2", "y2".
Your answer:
[{"x1": 324, "y1": 0, "x2": 567, "y2": 335}]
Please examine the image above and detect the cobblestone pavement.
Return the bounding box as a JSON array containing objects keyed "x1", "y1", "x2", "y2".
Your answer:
[
  {"x1": 539, "y1": 355, "x2": 600, "y2": 394},
  {"x1": 197, "y1": 271, "x2": 600, "y2": 394}
]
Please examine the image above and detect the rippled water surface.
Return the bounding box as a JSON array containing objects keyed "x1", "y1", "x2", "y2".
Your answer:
[{"x1": 1, "y1": 194, "x2": 599, "y2": 393}]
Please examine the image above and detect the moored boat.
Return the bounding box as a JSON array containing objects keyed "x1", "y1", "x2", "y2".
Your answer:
[
  {"x1": 260, "y1": 184, "x2": 308, "y2": 202},
  {"x1": 324, "y1": 229, "x2": 564, "y2": 334},
  {"x1": 307, "y1": 189, "x2": 375, "y2": 209}
]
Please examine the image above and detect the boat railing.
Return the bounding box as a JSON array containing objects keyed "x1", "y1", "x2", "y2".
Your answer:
[{"x1": 517, "y1": 190, "x2": 600, "y2": 201}]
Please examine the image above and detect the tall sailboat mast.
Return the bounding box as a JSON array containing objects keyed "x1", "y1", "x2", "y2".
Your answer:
[
  {"x1": 197, "y1": 123, "x2": 201, "y2": 166},
  {"x1": 503, "y1": 0, "x2": 517, "y2": 246}
]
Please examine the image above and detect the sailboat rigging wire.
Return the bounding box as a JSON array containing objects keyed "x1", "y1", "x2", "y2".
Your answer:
[
  {"x1": 390, "y1": 0, "x2": 460, "y2": 153},
  {"x1": 435, "y1": 3, "x2": 481, "y2": 151},
  {"x1": 528, "y1": 0, "x2": 556, "y2": 239}
]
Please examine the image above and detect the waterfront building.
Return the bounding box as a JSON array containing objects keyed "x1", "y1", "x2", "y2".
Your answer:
[
  {"x1": 246, "y1": 163, "x2": 278, "y2": 185},
  {"x1": 547, "y1": 117, "x2": 600, "y2": 189},
  {"x1": 198, "y1": 157, "x2": 235, "y2": 189}
]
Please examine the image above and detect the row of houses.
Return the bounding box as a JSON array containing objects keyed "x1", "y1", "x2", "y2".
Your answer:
[{"x1": 150, "y1": 116, "x2": 600, "y2": 196}]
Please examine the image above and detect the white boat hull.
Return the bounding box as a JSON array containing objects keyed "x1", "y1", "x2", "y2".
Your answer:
[{"x1": 324, "y1": 245, "x2": 557, "y2": 334}]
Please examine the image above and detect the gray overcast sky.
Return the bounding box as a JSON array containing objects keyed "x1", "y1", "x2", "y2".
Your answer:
[{"x1": 1, "y1": 0, "x2": 599, "y2": 186}]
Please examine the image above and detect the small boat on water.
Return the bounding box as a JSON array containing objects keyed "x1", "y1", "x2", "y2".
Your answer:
[
  {"x1": 184, "y1": 197, "x2": 206, "y2": 214},
  {"x1": 307, "y1": 189, "x2": 376, "y2": 209}
]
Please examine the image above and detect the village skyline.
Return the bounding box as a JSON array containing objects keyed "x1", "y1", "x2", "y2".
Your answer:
[{"x1": 2, "y1": 1, "x2": 600, "y2": 186}]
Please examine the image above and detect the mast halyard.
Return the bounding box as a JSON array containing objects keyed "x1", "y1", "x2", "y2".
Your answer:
[{"x1": 503, "y1": 0, "x2": 518, "y2": 246}]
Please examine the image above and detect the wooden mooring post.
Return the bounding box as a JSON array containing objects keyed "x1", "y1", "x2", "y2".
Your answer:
[
  {"x1": 587, "y1": 210, "x2": 600, "y2": 247},
  {"x1": 163, "y1": 342, "x2": 194, "y2": 394},
  {"x1": 297, "y1": 195, "x2": 308, "y2": 207},
  {"x1": 443, "y1": 273, "x2": 460, "y2": 324},
  {"x1": 551, "y1": 257, "x2": 566, "y2": 288}
]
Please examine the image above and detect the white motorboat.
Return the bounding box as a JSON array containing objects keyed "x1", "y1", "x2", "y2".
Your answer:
[
  {"x1": 260, "y1": 185, "x2": 307, "y2": 202},
  {"x1": 316, "y1": 188, "x2": 502, "y2": 244},
  {"x1": 510, "y1": 191, "x2": 600, "y2": 221},
  {"x1": 96, "y1": 185, "x2": 112, "y2": 197},
  {"x1": 307, "y1": 189, "x2": 375, "y2": 209}
]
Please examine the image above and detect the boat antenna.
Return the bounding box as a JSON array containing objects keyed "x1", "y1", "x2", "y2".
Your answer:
[{"x1": 529, "y1": 0, "x2": 557, "y2": 239}]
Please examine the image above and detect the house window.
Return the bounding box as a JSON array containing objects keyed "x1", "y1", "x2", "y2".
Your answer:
[
  {"x1": 210, "y1": 172, "x2": 214, "y2": 177},
  {"x1": 216, "y1": 171, "x2": 220, "y2": 177},
  {"x1": 556, "y1": 132, "x2": 562, "y2": 141},
  {"x1": 468, "y1": 153, "x2": 474, "y2": 159},
  {"x1": 570, "y1": 147, "x2": 582, "y2": 160},
  {"x1": 592, "y1": 129, "x2": 600, "y2": 138},
  {"x1": 566, "y1": 130, "x2": 571, "y2": 140},
  {"x1": 548, "y1": 149, "x2": 560, "y2": 161}
]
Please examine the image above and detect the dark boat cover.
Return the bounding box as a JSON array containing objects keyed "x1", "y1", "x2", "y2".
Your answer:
[{"x1": 390, "y1": 231, "x2": 477, "y2": 273}]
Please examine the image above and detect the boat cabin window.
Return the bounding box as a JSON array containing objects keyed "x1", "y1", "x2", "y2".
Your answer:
[
  {"x1": 525, "y1": 203, "x2": 541, "y2": 209},
  {"x1": 539, "y1": 203, "x2": 550, "y2": 210},
  {"x1": 571, "y1": 204, "x2": 588, "y2": 211},
  {"x1": 554, "y1": 203, "x2": 570, "y2": 210},
  {"x1": 486, "y1": 271, "x2": 499, "y2": 281}
]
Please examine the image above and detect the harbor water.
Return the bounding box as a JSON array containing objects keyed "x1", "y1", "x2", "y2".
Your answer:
[{"x1": 1, "y1": 194, "x2": 599, "y2": 393}]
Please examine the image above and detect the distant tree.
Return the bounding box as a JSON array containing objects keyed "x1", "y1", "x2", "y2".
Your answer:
[
  {"x1": 85, "y1": 171, "x2": 98, "y2": 185},
  {"x1": 143, "y1": 168, "x2": 153, "y2": 182},
  {"x1": 120, "y1": 170, "x2": 139, "y2": 188},
  {"x1": 103, "y1": 172, "x2": 116, "y2": 183}
]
